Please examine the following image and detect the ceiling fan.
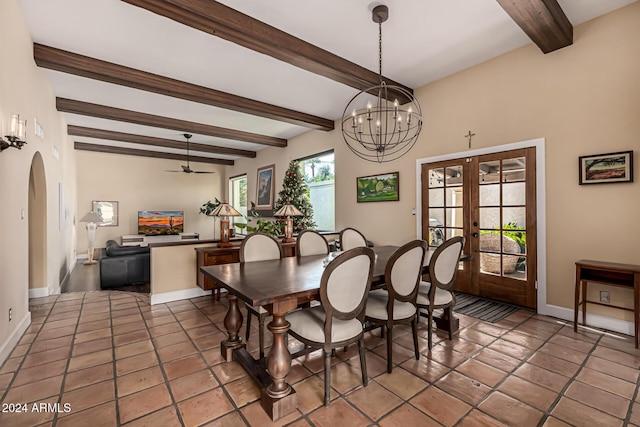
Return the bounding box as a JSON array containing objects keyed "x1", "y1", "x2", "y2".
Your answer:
[{"x1": 165, "y1": 133, "x2": 216, "y2": 174}]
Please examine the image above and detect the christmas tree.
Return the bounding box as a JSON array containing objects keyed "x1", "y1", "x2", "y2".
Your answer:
[{"x1": 274, "y1": 160, "x2": 316, "y2": 233}]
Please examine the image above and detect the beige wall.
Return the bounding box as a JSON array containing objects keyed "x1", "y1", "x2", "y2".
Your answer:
[
  {"x1": 0, "y1": 0, "x2": 77, "y2": 361},
  {"x1": 76, "y1": 152, "x2": 225, "y2": 252},
  {"x1": 225, "y1": 3, "x2": 640, "y2": 321}
]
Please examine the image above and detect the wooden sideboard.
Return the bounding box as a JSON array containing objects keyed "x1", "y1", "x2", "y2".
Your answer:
[
  {"x1": 196, "y1": 242, "x2": 296, "y2": 300},
  {"x1": 574, "y1": 259, "x2": 640, "y2": 348}
]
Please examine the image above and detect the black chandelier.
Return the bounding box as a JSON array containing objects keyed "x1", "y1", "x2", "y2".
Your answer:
[{"x1": 341, "y1": 5, "x2": 423, "y2": 163}]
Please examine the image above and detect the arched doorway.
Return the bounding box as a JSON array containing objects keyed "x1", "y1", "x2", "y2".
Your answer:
[{"x1": 29, "y1": 152, "x2": 47, "y2": 295}]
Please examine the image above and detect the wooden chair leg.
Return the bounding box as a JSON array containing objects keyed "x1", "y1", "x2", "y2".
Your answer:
[
  {"x1": 258, "y1": 314, "x2": 265, "y2": 360},
  {"x1": 411, "y1": 314, "x2": 420, "y2": 360},
  {"x1": 386, "y1": 325, "x2": 393, "y2": 374},
  {"x1": 324, "y1": 351, "x2": 331, "y2": 406},
  {"x1": 245, "y1": 309, "x2": 252, "y2": 341},
  {"x1": 358, "y1": 338, "x2": 368, "y2": 387},
  {"x1": 446, "y1": 306, "x2": 454, "y2": 340},
  {"x1": 427, "y1": 309, "x2": 433, "y2": 350}
]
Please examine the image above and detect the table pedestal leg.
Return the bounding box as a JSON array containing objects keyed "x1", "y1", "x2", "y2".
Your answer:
[
  {"x1": 262, "y1": 299, "x2": 297, "y2": 421},
  {"x1": 221, "y1": 294, "x2": 245, "y2": 362},
  {"x1": 434, "y1": 310, "x2": 460, "y2": 336}
]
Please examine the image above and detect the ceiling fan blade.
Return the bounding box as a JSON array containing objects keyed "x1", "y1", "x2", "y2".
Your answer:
[
  {"x1": 164, "y1": 170, "x2": 182, "y2": 172},
  {"x1": 193, "y1": 171, "x2": 216, "y2": 174}
]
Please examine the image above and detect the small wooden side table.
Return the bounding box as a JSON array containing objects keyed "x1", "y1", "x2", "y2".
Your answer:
[{"x1": 574, "y1": 259, "x2": 640, "y2": 348}]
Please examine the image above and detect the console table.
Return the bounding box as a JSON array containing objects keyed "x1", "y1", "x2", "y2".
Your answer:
[
  {"x1": 196, "y1": 242, "x2": 296, "y2": 300},
  {"x1": 122, "y1": 232, "x2": 199, "y2": 246},
  {"x1": 574, "y1": 259, "x2": 640, "y2": 348}
]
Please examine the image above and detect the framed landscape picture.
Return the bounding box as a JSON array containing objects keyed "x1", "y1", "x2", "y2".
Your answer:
[
  {"x1": 357, "y1": 172, "x2": 399, "y2": 202},
  {"x1": 579, "y1": 151, "x2": 633, "y2": 185},
  {"x1": 256, "y1": 164, "x2": 275, "y2": 210}
]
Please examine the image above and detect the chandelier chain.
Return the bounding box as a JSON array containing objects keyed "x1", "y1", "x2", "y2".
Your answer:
[{"x1": 378, "y1": 21, "x2": 383, "y2": 83}]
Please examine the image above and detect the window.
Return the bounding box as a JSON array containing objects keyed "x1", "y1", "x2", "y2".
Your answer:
[
  {"x1": 229, "y1": 174, "x2": 247, "y2": 233},
  {"x1": 298, "y1": 150, "x2": 335, "y2": 231}
]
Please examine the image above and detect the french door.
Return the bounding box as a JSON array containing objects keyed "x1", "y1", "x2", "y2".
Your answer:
[{"x1": 421, "y1": 147, "x2": 537, "y2": 308}]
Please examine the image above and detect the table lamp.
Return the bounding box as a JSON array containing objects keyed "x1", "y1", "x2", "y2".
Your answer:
[
  {"x1": 274, "y1": 202, "x2": 303, "y2": 243},
  {"x1": 79, "y1": 211, "x2": 103, "y2": 264},
  {"x1": 209, "y1": 200, "x2": 242, "y2": 248}
]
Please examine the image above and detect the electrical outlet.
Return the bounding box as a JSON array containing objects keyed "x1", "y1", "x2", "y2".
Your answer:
[
  {"x1": 600, "y1": 291, "x2": 610, "y2": 304},
  {"x1": 9, "y1": 307, "x2": 12, "y2": 322}
]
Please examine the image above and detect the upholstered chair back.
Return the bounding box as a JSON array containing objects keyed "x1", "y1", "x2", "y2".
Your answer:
[
  {"x1": 386, "y1": 240, "x2": 427, "y2": 302},
  {"x1": 240, "y1": 232, "x2": 283, "y2": 262},
  {"x1": 321, "y1": 247, "x2": 375, "y2": 322},
  {"x1": 339, "y1": 227, "x2": 367, "y2": 251},
  {"x1": 430, "y1": 236, "x2": 465, "y2": 291},
  {"x1": 297, "y1": 230, "x2": 329, "y2": 257}
]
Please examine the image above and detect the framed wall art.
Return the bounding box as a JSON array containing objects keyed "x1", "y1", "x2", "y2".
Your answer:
[
  {"x1": 92, "y1": 200, "x2": 119, "y2": 226},
  {"x1": 255, "y1": 164, "x2": 276, "y2": 210},
  {"x1": 356, "y1": 172, "x2": 399, "y2": 202},
  {"x1": 579, "y1": 151, "x2": 633, "y2": 185}
]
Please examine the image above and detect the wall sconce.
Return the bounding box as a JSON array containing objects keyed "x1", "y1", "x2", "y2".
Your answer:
[{"x1": 1, "y1": 114, "x2": 28, "y2": 152}]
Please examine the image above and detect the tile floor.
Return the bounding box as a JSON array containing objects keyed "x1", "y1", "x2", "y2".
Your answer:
[{"x1": 1, "y1": 291, "x2": 640, "y2": 426}]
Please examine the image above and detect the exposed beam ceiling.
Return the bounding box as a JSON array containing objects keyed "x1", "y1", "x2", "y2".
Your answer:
[
  {"x1": 67, "y1": 126, "x2": 257, "y2": 158},
  {"x1": 121, "y1": 0, "x2": 414, "y2": 104},
  {"x1": 74, "y1": 142, "x2": 234, "y2": 165},
  {"x1": 35, "y1": 43, "x2": 334, "y2": 131},
  {"x1": 497, "y1": 0, "x2": 573, "y2": 53},
  {"x1": 56, "y1": 98, "x2": 286, "y2": 148}
]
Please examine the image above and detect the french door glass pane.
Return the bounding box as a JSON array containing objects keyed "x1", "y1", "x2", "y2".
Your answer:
[
  {"x1": 445, "y1": 166, "x2": 463, "y2": 186},
  {"x1": 429, "y1": 169, "x2": 444, "y2": 188},
  {"x1": 479, "y1": 184, "x2": 500, "y2": 206},
  {"x1": 502, "y1": 182, "x2": 526, "y2": 205},
  {"x1": 446, "y1": 208, "x2": 464, "y2": 227},
  {"x1": 429, "y1": 208, "x2": 445, "y2": 226},
  {"x1": 503, "y1": 207, "x2": 526, "y2": 228},
  {"x1": 446, "y1": 187, "x2": 463, "y2": 207},
  {"x1": 479, "y1": 207, "x2": 500, "y2": 229},
  {"x1": 480, "y1": 160, "x2": 500, "y2": 183},
  {"x1": 429, "y1": 188, "x2": 444, "y2": 207},
  {"x1": 503, "y1": 157, "x2": 526, "y2": 182}
]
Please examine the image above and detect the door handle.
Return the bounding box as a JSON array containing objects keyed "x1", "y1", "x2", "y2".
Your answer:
[{"x1": 472, "y1": 232, "x2": 479, "y2": 238}]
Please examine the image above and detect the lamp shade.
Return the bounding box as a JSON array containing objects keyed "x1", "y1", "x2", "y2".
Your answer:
[
  {"x1": 79, "y1": 211, "x2": 103, "y2": 223},
  {"x1": 274, "y1": 204, "x2": 303, "y2": 217},
  {"x1": 209, "y1": 202, "x2": 242, "y2": 217}
]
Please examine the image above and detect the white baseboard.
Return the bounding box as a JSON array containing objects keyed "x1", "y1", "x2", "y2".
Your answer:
[
  {"x1": 150, "y1": 287, "x2": 212, "y2": 305},
  {"x1": 0, "y1": 311, "x2": 31, "y2": 367},
  {"x1": 542, "y1": 303, "x2": 634, "y2": 337},
  {"x1": 29, "y1": 287, "x2": 50, "y2": 299}
]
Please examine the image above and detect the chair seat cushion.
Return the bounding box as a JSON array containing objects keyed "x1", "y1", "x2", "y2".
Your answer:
[
  {"x1": 365, "y1": 289, "x2": 416, "y2": 321},
  {"x1": 286, "y1": 306, "x2": 363, "y2": 344},
  {"x1": 416, "y1": 281, "x2": 454, "y2": 307}
]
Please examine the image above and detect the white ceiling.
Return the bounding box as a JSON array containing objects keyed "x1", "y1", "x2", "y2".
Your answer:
[{"x1": 16, "y1": 0, "x2": 637, "y2": 161}]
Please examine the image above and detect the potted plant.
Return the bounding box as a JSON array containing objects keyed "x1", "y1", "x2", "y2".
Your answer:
[{"x1": 200, "y1": 198, "x2": 222, "y2": 239}]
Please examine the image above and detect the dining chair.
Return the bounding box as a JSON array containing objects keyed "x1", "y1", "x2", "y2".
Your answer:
[
  {"x1": 365, "y1": 239, "x2": 427, "y2": 373},
  {"x1": 416, "y1": 236, "x2": 465, "y2": 349},
  {"x1": 240, "y1": 232, "x2": 284, "y2": 359},
  {"x1": 339, "y1": 227, "x2": 367, "y2": 251},
  {"x1": 296, "y1": 229, "x2": 329, "y2": 257},
  {"x1": 286, "y1": 247, "x2": 375, "y2": 406}
]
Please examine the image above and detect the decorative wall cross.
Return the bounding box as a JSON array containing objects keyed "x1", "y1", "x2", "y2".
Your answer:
[{"x1": 465, "y1": 130, "x2": 476, "y2": 149}]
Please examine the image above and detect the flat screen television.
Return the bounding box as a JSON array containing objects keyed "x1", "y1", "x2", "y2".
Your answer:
[{"x1": 138, "y1": 210, "x2": 184, "y2": 236}]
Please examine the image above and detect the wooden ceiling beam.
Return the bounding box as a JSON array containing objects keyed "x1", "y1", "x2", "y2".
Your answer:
[
  {"x1": 36, "y1": 44, "x2": 333, "y2": 131},
  {"x1": 121, "y1": 0, "x2": 414, "y2": 103},
  {"x1": 74, "y1": 141, "x2": 234, "y2": 165},
  {"x1": 68, "y1": 126, "x2": 256, "y2": 158},
  {"x1": 57, "y1": 98, "x2": 285, "y2": 148},
  {"x1": 497, "y1": 0, "x2": 572, "y2": 54}
]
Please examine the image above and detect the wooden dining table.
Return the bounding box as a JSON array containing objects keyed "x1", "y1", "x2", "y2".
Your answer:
[{"x1": 200, "y1": 245, "x2": 433, "y2": 420}]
